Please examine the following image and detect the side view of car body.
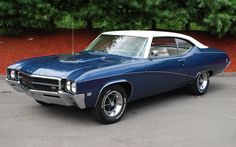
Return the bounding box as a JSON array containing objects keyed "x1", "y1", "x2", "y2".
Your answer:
[{"x1": 6, "y1": 31, "x2": 230, "y2": 123}]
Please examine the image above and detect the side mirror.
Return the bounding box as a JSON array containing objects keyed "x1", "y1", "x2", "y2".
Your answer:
[
  {"x1": 149, "y1": 50, "x2": 159, "y2": 60},
  {"x1": 151, "y1": 50, "x2": 159, "y2": 56}
]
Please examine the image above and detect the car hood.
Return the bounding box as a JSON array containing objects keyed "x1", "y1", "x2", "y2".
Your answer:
[{"x1": 15, "y1": 52, "x2": 132, "y2": 79}]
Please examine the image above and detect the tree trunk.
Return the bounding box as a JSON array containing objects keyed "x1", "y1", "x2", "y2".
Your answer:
[
  {"x1": 86, "y1": 18, "x2": 93, "y2": 29},
  {"x1": 185, "y1": 22, "x2": 190, "y2": 31},
  {"x1": 151, "y1": 20, "x2": 156, "y2": 30}
]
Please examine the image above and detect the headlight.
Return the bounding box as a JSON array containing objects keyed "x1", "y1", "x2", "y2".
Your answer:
[
  {"x1": 65, "y1": 80, "x2": 77, "y2": 94},
  {"x1": 10, "y1": 70, "x2": 16, "y2": 79},
  {"x1": 71, "y1": 82, "x2": 77, "y2": 93},
  {"x1": 66, "y1": 81, "x2": 71, "y2": 91}
]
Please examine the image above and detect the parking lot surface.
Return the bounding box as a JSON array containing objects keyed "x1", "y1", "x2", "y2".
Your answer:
[{"x1": 0, "y1": 76, "x2": 236, "y2": 147}]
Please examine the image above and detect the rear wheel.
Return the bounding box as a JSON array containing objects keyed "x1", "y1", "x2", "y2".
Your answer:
[
  {"x1": 35, "y1": 100, "x2": 52, "y2": 106},
  {"x1": 188, "y1": 71, "x2": 209, "y2": 95},
  {"x1": 92, "y1": 85, "x2": 127, "y2": 124}
]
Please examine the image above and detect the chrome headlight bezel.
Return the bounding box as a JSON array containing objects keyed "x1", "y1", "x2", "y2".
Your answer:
[
  {"x1": 9, "y1": 69, "x2": 18, "y2": 80},
  {"x1": 65, "y1": 81, "x2": 71, "y2": 92},
  {"x1": 65, "y1": 80, "x2": 77, "y2": 94},
  {"x1": 71, "y1": 82, "x2": 77, "y2": 93}
]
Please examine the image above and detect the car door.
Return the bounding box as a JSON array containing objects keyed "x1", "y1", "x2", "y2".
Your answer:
[{"x1": 144, "y1": 37, "x2": 192, "y2": 95}]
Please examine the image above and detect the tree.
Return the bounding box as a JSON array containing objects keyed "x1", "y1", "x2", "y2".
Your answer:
[
  {"x1": 1, "y1": 0, "x2": 236, "y2": 37},
  {"x1": 0, "y1": 0, "x2": 21, "y2": 35},
  {"x1": 0, "y1": 0, "x2": 58, "y2": 35},
  {"x1": 198, "y1": 0, "x2": 236, "y2": 36}
]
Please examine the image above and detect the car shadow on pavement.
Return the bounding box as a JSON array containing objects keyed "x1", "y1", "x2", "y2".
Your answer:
[
  {"x1": 126, "y1": 80, "x2": 225, "y2": 116},
  {"x1": 31, "y1": 81, "x2": 225, "y2": 125},
  {"x1": 32, "y1": 104, "x2": 97, "y2": 125},
  {"x1": 126, "y1": 88, "x2": 189, "y2": 113}
]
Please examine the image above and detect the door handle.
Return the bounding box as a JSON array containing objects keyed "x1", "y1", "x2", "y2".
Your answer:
[
  {"x1": 178, "y1": 59, "x2": 186, "y2": 65},
  {"x1": 178, "y1": 59, "x2": 186, "y2": 62}
]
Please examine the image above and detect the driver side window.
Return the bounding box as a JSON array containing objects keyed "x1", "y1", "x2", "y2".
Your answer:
[{"x1": 150, "y1": 37, "x2": 178, "y2": 57}]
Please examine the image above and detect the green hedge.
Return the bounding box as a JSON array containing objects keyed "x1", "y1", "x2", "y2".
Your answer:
[
  {"x1": 1, "y1": 0, "x2": 236, "y2": 37},
  {"x1": 0, "y1": 0, "x2": 58, "y2": 35}
]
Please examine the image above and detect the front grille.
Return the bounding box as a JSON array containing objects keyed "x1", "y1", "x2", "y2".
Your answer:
[{"x1": 19, "y1": 72, "x2": 60, "y2": 92}]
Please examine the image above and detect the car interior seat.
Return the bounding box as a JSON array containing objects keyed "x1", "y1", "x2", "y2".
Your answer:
[{"x1": 151, "y1": 46, "x2": 170, "y2": 57}]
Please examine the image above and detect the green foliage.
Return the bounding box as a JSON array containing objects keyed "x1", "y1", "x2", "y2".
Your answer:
[
  {"x1": 55, "y1": 14, "x2": 85, "y2": 29},
  {"x1": 198, "y1": 0, "x2": 236, "y2": 36},
  {"x1": 1, "y1": 0, "x2": 236, "y2": 36},
  {"x1": 0, "y1": 1, "x2": 20, "y2": 35},
  {"x1": 0, "y1": 0, "x2": 58, "y2": 35}
]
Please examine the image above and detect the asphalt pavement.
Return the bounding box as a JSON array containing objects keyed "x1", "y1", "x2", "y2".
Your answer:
[{"x1": 0, "y1": 76, "x2": 236, "y2": 147}]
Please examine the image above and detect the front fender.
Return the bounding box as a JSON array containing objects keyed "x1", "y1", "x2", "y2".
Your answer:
[{"x1": 77, "y1": 78, "x2": 132, "y2": 108}]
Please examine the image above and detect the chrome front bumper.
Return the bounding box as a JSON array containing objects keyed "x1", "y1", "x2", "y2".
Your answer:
[{"x1": 6, "y1": 79, "x2": 86, "y2": 109}]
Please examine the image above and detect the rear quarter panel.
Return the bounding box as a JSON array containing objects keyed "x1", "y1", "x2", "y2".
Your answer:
[{"x1": 185, "y1": 47, "x2": 230, "y2": 77}]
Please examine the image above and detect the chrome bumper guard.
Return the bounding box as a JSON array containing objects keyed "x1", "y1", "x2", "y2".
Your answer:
[{"x1": 6, "y1": 79, "x2": 86, "y2": 109}]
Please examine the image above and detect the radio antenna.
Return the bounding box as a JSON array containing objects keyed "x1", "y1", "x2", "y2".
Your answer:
[{"x1": 71, "y1": 13, "x2": 75, "y2": 55}]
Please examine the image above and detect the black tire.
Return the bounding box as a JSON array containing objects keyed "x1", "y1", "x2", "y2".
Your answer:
[
  {"x1": 188, "y1": 71, "x2": 209, "y2": 95},
  {"x1": 92, "y1": 85, "x2": 127, "y2": 124},
  {"x1": 35, "y1": 100, "x2": 53, "y2": 106}
]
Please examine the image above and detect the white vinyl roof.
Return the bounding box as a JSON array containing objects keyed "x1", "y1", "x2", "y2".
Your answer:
[{"x1": 102, "y1": 30, "x2": 208, "y2": 48}]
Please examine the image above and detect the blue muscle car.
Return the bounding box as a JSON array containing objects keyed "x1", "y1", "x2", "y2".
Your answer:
[{"x1": 6, "y1": 31, "x2": 230, "y2": 123}]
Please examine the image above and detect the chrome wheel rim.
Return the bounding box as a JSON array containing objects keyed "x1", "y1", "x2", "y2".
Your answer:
[
  {"x1": 197, "y1": 72, "x2": 208, "y2": 92},
  {"x1": 102, "y1": 91, "x2": 123, "y2": 117}
]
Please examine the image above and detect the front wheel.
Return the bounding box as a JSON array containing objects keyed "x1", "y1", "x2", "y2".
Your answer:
[
  {"x1": 188, "y1": 71, "x2": 209, "y2": 95},
  {"x1": 92, "y1": 85, "x2": 127, "y2": 124}
]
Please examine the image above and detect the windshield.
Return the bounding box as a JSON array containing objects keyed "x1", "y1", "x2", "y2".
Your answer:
[{"x1": 86, "y1": 35, "x2": 148, "y2": 57}]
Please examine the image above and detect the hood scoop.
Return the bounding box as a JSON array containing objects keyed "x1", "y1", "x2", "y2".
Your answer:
[
  {"x1": 59, "y1": 54, "x2": 106, "y2": 63},
  {"x1": 17, "y1": 52, "x2": 131, "y2": 78}
]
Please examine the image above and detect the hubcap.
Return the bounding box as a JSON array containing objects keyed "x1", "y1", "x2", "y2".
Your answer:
[
  {"x1": 102, "y1": 91, "x2": 123, "y2": 117},
  {"x1": 197, "y1": 72, "x2": 208, "y2": 92}
]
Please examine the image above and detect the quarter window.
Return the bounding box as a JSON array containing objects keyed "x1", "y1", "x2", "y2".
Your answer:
[{"x1": 175, "y1": 38, "x2": 193, "y2": 55}]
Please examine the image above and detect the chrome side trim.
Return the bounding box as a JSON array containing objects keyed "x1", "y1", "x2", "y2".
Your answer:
[
  {"x1": 95, "y1": 79, "x2": 133, "y2": 107},
  {"x1": 224, "y1": 60, "x2": 231, "y2": 71},
  {"x1": 146, "y1": 71, "x2": 194, "y2": 78},
  {"x1": 201, "y1": 52, "x2": 228, "y2": 54},
  {"x1": 81, "y1": 70, "x2": 194, "y2": 83}
]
